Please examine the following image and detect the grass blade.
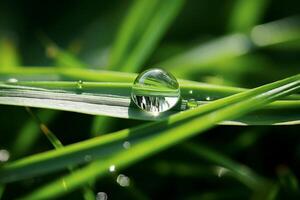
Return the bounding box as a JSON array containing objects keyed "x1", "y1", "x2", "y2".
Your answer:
[
  {"x1": 11, "y1": 109, "x2": 58, "y2": 158},
  {"x1": 108, "y1": 0, "x2": 159, "y2": 68},
  {"x1": 228, "y1": 0, "x2": 270, "y2": 32},
  {"x1": 121, "y1": 0, "x2": 184, "y2": 72},
  {"x1": 0, "y1": 36, "x2": 20, "y2": 69},
  {"x1": 0, "y1": 80, "x2": 298, "y2": 124},
  {"x1": 16, "y1": 74, "x2": 299, "y2": 199},
  {"x1": 0, "y1": 74, "x2": 298, "y2": 185},
  {"x1": 109, "y1": 0, "x2": 184, "y2": 71},
  {"x1": 160, "y1": 17, "x2": 300, "y2": 77}
]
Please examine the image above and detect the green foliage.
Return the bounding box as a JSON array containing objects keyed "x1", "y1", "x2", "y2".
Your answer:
[{"x1": 0, "y1": 1, "x2": 299, "y2": 199}]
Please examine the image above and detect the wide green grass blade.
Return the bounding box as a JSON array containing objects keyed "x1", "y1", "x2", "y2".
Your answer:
[
  {"x1": 0, "y1": 74, "x2": 298, "y2": 184},
  {"x1": 15, "y1": 74, "x2": 299, "y2": 199},
  {"x1": 1, "y1": 66, "x2": 300, "y2": 98},
  {"x1": 0, "y1": 80, "x2": 298, "y2": 124}
]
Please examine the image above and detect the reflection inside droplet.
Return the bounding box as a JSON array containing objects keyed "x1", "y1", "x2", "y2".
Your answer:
[
  {"x1": 96, "y1": 192, "x2": 108, "y2": 200},
  {"x1": 0, "y1": 149, "x2": 10, "y2": 162},
  {"x1": 131, "y1": 68, "x2": 180, "y2": 114},
  {"x1": 109, "y1": 165, "x2": 116, "y2": 172},
  {"x1": 187, "y1": 99, "x2": 198, "y2": 109},
  {"x1": 206, "y1": 96, "x2": 211, "y2": 101},
  {"x1": 116, "y1": 174, "x2": 130, "y2": 187}
]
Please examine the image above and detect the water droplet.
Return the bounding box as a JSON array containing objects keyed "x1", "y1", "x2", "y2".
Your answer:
[
  {"x1": 189, "y1": 90, "x2": 193, "y2": 94},
  {"x1": 206, "y1": 96, "x2": 211, "y2": 101},
  {"x1": 84, "y1": 155, "x2": 92, "y2": 162},
  {"x1": 215, "y1": 166, "x2": 229, "y2": 178},
  {"x1": 96, "y1": 192, "x2": 108, "y2": 200},
  {"x1": 187, "y1": 99, "x2": 198, "y2": 109},
  {"x1": 131, "y1": 68, "x2": 180, "y2": 114},
  {"x1": 7, "y1": 78, "x2": 18, "y2": 83},
  {"x1": 109, "y1": 165, "x2": 116, "y2": 172},
  {"x1": 116, "y1": 174, "x2": 130, "y2": 187},
  {"x1": 0, "y1": 149, "x2": 10, "y2": 162},
  {"x1": 62, "y1": 179, "x2": 68, "y2": 190},
  {"x1": 123, "y1": 141, "x2": 131, "y2": 149},
  {"x1": 77, "y1": 80, "x2": 83, "y2": 89}
]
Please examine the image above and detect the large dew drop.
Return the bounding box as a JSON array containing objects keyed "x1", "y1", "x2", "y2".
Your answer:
[{"x1": 131, "y1": 68, "x2": 180, "y2": 114}]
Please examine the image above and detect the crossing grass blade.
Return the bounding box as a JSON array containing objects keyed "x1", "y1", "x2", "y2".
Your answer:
[
  {"x1": 11, "y1": 109, "x2": 58, "y2": 158},
  {"x1": 25, "y1": 108, "x2": 95, "y2": 200},
  {"x1": 13, "y1": 74, "x2": 299, "y2": 200}
]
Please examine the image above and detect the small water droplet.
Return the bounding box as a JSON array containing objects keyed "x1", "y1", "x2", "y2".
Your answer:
[
  {"x1": 215, "y1": 166, "x2": 229, "y2": 178},
  {"x1": 109, "y1": 165, "x2": 116, "y2": 172},
  {"x1": 84, "y1": 155, "x2": 92, "y2": 162},
  {"x1": 7, "y1": 78, "x2": 18, "y2": 83},
  {"x1": 62, "y1": 179, "x2": 68, "y2": 190},
  {"x1": 189, "y1": 90, "x2": 193, "y2": 94},
  {"x1": 206, "y1": 96, "x2": 211, "y2": 101},
  {"x1": 0, "y1": 149, "x2": 10, "y2": 162},
  {"x1": 187, "y1": 99, "x2": 198, "y2": 109},
  {"x1": 96, "y1": 192, "x2": 108, "y2": 200},
  {"x1": 131, "y1": 68, "x2": 180, "y2": 114},
  {"x1": 123, "y1": 141, "x2": 131, "y2": 149},
  {"x1": 116, "y1": 174, "x2": 130, "y2": 187},
  {"x1": 77, "y1": 80, "x2": 83, "y2": 89}
]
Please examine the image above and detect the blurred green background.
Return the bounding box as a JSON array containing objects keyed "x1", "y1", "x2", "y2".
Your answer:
[{"x1": 0, "y1": 0, "x2": 299, "y2": 199}]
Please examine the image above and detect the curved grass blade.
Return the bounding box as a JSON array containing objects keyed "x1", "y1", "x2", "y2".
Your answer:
[
  {"x1": 182, "y1": 142, "x2": 266, "y2": 190},
  {"x1": 121, "y1": 0, "x2": 184, "y2": 72},
  {"x1": 109, "y1": 0, "x2": 159, "y2": 68},
  {"x1": 0, "y1": 74, "x2": 298, "y2": 186},
  {"x1": 16, "y1": 74, "x2": 299, "y2": 200},
  {"x1": 109, "y1": 0, "x2": 184, "y2": 71}
]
